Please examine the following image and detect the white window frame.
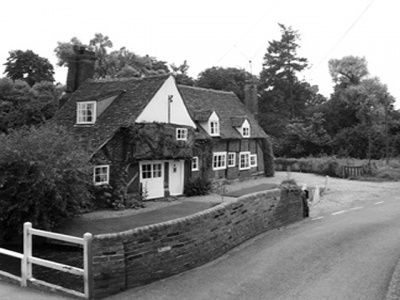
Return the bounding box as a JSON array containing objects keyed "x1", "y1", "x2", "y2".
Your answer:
[
  {"x1": 209, "y1": 121, "x2": 220, "y2": 136},
  {"x1": 242, "y1": 125, "x2": 250, "y2": 138},
  {"x1": 77, "y1": 101, "x2": 97, "y2": 124},
  {"x1": 239, "y1": 152, "x2": 251, "y2": 170},
  {"x1": 141, "y1": 163, "x2": 162, "y2": 179},
  {"x1": 176, "y1": 128, "x2": 188, "y2": 141},
  {"x1": 192, "y1": 157, "x2": 199, "y2": 171},
  {"x1": 212, "y1": 152, "x2": 227, "y2": 170},
  {"x1": 93, "y1": 165, "x2": 109, "y2": 186},
  {"x1": 250, "y1": 154, "x2": 257, "y2": 167},
  {"x1": 228, "y1": 152, "x2": 236, "y2": 167}
]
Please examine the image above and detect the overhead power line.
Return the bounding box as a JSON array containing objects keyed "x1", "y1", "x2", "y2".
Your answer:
[
  {"x1": 214, "y1": 0, "x2": 279, "y2": 67},
  {"x1": 308, "y1": 0, "x2": 377, "y2": 75}
]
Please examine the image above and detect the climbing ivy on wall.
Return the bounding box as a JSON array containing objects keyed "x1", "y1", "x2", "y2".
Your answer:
[{"x1": 92, "y1": 122, "x2": 196, "y2": 208}]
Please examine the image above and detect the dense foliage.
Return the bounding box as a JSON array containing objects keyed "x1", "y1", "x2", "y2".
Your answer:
[
  {"x1": 196, "y1": 67, "x2": 254, "y2": 101},
  {"x1": 184, "y1": 177, "x2": 212, "y2": 197},
  {"x1": 0, "y1": 125, "x2": 92, "y2": 240},
  {"x1": 0, "y1": 78, "x2": 61, "y2": 134},
  {"x1": 255, "y1": 25, "x2": 399, "y2": 159},
  {"x1": 54, "y1": 33, "x2": 170, "y2": 79},
  {"x1": 3, "y1": 50, "x2": 55, "y2": 86}
]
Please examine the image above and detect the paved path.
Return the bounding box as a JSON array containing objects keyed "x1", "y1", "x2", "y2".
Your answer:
[
  {"x1": 0, "y1": 282, "x2": 68, "y2": 300},
  {"x1": 105, "y1": 196, "x2": 400, "y2": 300}
]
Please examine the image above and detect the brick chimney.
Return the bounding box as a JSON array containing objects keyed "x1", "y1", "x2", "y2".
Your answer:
[
  {"x1": 59, "y1": 46, "x2": 95, "y2": 108},
  {"x1": 66, "y1": 45, "x2": 96, "y2": 93},
  {"x1": 244, "y1": 80, "x2": 258, "y2": 120}
]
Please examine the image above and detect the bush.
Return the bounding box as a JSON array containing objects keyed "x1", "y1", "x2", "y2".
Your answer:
[
  {"x1": 184, "y1": 177, "x2": 212, "y2": 197},
  {"x1": 274, "y1": 157, "x2": 342, "y2": 177},
  {"x1": 0, "y1": 125, "x2": 92, "y2": 241}
]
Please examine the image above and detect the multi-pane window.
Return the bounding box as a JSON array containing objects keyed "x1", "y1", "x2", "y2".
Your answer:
[
  {"x1": 176, "y1": 128, "x2": 188, "y2": 141},
  {"x1": 142, "y1": 164, "x2": 152, "y2": 179},
  {"x1": 192, "y1": 157, "x2": 199, "y2": 171},
  {"x1": 210, "y1": 121, "x2": 219, "y2": 136},
  {"x1": 242, "y1": 125, "x2": 250, "y2": 137},
  {"x1": 153, "y1": 163, "x2": 162, "y2": 177},
  {"x1": 77, "y1": 101, "x2": 96, "y2": 124},
  {"x1": 239, "y1": 152, "x2": 250, "y2": 170},
  {"x1": 212, "y1": 152, "x2": 227, "y2": 170},
  {"x1": 228, "y1": 152, "x2": 236, "y2": 167},
  {"x1": 250, "y1": 154, "x2": 257, "y2": 167},
  {"x1": 142, "y1": 163, "x2": 162, "y2": 179},
  {"x1": 93, "y1": 165, "x2": 109, "y2": 185}
]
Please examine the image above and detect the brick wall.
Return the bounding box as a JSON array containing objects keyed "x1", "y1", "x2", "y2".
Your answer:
[{"x1": 91, "y1": 187, "x2": 304, "y2": 298}]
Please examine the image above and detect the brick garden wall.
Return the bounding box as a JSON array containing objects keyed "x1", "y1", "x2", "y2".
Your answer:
[{"x1": 91, "y1": 187, "x2": 304, "y2": 298}]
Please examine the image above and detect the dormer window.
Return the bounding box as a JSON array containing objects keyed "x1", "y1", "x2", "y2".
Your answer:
[
  {"x1": 77, "y1": 101, "x2": 96, "y2": 124},
  {"x1": 210, "y1": 121, "x2": 219, "y2": 136},
  {"x1": 242, "y1": 124, "x2": 250, "y2": 137},
  {"x1": 176, "y1": 128, "x2": 188, "y2": 141}
]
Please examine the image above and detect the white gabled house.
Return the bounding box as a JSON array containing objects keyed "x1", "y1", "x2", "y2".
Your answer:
[{"x1": 53, "y1": 46, "x2": 272, "y2": 202}]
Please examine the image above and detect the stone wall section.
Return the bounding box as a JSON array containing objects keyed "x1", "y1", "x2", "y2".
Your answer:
[{"x1": 92, "y1": 187, "x2": 304, "y2": 298}]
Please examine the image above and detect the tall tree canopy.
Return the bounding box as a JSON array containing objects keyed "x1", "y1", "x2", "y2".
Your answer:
[
  {"x1": 257, "y1": 23, "x2": 325, "y2": 149},
  {"x1": 319, "y1": 55, "x2": 397, "y2": 159},
  {"x1": 54, "y1": 33, "x2": 169, "y2": 79},
  {"x1": 196, "y1": 67, "x2": 253, "y2": 101},
  {"x1": 0, "y1": 78, "x2": 60, "y2": 133},
  {"x1": 328, "y1": 55, "x2": 369, "y2": 88},
  {"x1": 3, "y1": 50, "x2": 55, "y2": 86},
  {"x1": 259, "y1": 23, "x2": 311, "y2": 122}
]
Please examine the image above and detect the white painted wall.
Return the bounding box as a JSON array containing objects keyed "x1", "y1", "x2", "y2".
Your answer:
[{"x1": 136, "y1": 75, "x2": 196, "y2": 128}]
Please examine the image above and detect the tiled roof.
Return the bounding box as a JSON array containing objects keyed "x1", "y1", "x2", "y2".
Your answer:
[
  {"x1": 178, "y1": 85, "x2": 267, "y2": 139},
  {"x1": 193, "y1": 110, "x2": 213, "y2": 122},
  {"x1": 52, "y1": 74, "x2": 170, "y2": 154},
  {"x1": 230, "y1": 116, "x2": 246, "y2": 127}
]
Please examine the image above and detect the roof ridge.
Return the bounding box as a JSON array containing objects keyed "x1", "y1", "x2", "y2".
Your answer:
[
  {"x1": 178, "y1": 84, "x2": 236, "y2": 95},
  {"x1": 88, "y1": 73, "x2": 171, "y2": 84}
]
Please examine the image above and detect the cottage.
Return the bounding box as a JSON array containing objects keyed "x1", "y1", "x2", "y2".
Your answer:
[{"x1": 53, "y1": 46, "x2": 273, "y2": 201}]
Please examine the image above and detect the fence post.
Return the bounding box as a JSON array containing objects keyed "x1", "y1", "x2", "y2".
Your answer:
[
  {"x1": 83, "y1": 233, "x2": 93, "y2": 299},
  {"x1": 22, "y1": 222, "x2": 32, "y2": 287}
]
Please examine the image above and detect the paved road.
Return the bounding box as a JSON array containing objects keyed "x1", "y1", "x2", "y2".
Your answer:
[{"x1": 106, "y1": 197, "x2": 400, "y2": 300}]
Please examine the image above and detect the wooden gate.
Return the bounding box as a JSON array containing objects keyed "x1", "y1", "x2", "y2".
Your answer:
[{"x1": 340, "y1": 165, "x2": 365, "y2": 178}]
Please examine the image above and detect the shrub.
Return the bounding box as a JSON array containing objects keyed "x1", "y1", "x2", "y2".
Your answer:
[
  {"x1": 274, "y1": 157, "x2": 342, "y2": 177},
  {"x1": 0, "y1": 125, "x2": 92, "y2": 241},
  {"x1": 184, "y1": 177, "x2": 212, "y2": 197}
]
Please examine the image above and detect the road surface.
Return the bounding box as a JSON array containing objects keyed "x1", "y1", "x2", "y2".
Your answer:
[{"x1": 106, "y1": 188, "x2": 400, "y2": 300}]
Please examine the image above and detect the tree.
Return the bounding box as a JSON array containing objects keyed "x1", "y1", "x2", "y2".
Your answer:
[
  {"x1": 0, "y1": 125, "x2": 92, "y2": 240},
  {"x1": 196, "y1": 67, "x2": 253, "y2": 101},
  {"x1": 89, "y1": 33, "x2": 113, "y2": 79},
  {"x1": 275, "y1": 113, "x2": 331, "y2": 157},
  {"x1": 328, "y1": 55, "x2": 369, "y2": 88},
  {"x1": 259, "y1": 24, "x2": 309, "y2": 120},
  {"x1": 3, "y1": 50, "x2": 55, "y2": 86},
  {"x1": 54, "y1": 37, "x2": 85, "y2": 67},
  {"x1": 322, "y1": 56, "x2": 395, "y2": 159},
  {"x1": 54, "y1": 34, "x2": 170, "y2": 79},
  {"x1": 170, "y1": 60, "x2": 195, "y2": 86},
  {"x1": 0, "y1": 78, "x2": 60, "y2": 133}
]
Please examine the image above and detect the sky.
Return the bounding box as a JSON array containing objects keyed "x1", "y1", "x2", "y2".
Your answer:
[{"x1": 1, "y1": 0, "x2": 399, "y2": 106}]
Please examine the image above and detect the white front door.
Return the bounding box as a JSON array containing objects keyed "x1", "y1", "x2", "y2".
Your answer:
[
  {"x1": 140, "y1": 161, "x2": 164, "y2": 200},
  {"x1": 169, "y1": 160, "x2": 184, "y2": 196}
]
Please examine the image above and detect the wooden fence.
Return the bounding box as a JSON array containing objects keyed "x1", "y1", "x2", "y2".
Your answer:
[
  {"x1": 0, "y1": 222, "x2": 93, "y2": 299},
  {"x1": 340, "y1": 165, "x2": 365, "y2": 178}
]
